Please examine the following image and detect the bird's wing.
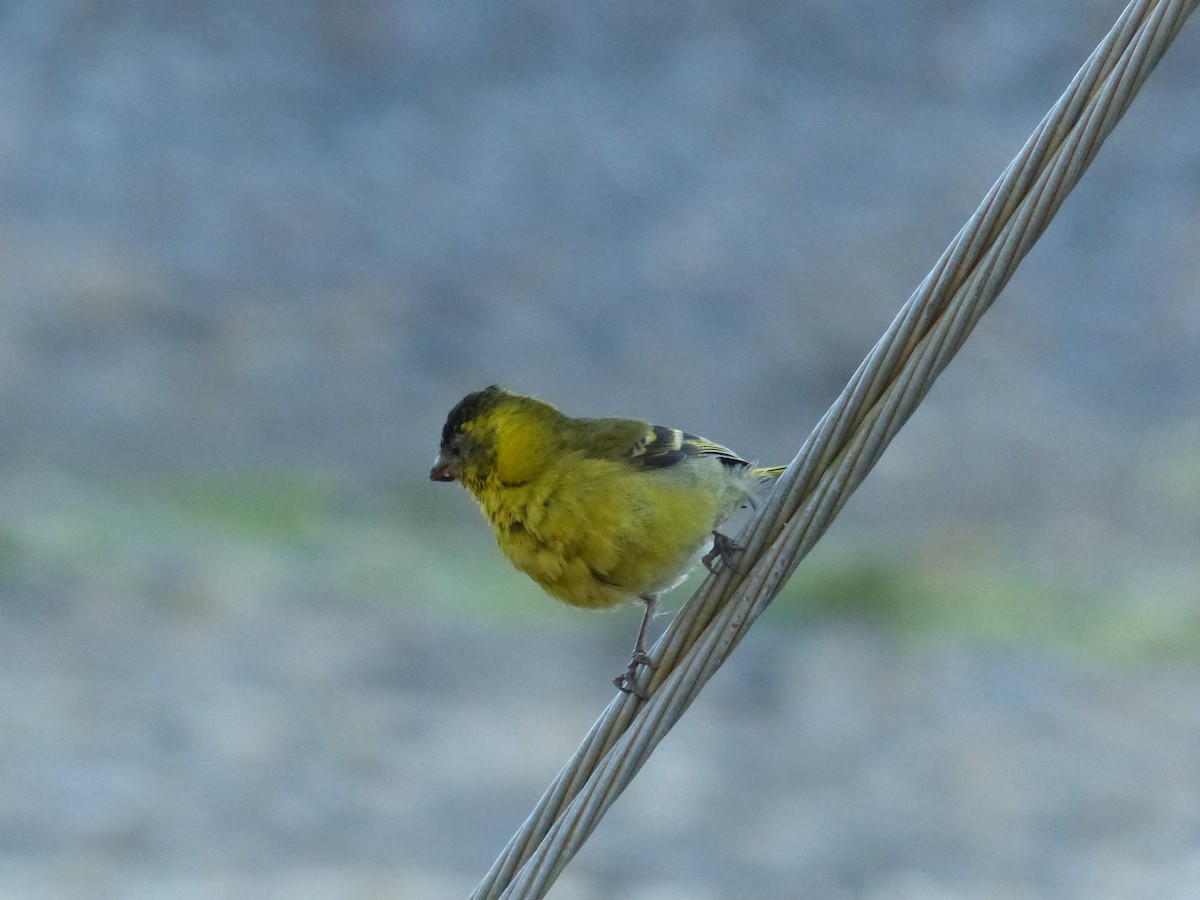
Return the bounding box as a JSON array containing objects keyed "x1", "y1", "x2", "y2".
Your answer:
[
  {"x1": 635, "y1": 426, "x2": 750, "y2": 470},
  {"x1": 575, "y1": 418, "x2": 749, "y2": 470}
]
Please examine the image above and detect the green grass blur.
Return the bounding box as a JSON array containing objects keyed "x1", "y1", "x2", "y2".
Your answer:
[{"x1": 5, "y1": 465, "x2": 1199, "y2": 662}]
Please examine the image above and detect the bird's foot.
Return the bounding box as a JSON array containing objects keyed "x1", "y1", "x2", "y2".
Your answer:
[
  {"x1": 701, "y1": 530, "x2": 745, "y2": 575},
  {"x1": 613, "y1": 651, "x2": 655, "y2": 699}
]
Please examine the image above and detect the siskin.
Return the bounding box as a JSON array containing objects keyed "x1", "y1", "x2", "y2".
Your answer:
[{"x1": 430, "y1": 386, "x2": 783, "y2": 695}]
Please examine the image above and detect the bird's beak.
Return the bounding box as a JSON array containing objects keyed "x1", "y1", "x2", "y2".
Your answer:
[{"x1": 429, "y1": 451, "x2": 459, "y2": 482}]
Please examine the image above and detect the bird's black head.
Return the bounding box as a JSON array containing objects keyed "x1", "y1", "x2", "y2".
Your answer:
[{"x1": 430, "y1": 385, "x2": 509, "y2": 482}]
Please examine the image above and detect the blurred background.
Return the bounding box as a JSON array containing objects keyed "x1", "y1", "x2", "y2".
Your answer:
[{"x1": 2, "y1": 0, "x2": 1199, "y2": 897}]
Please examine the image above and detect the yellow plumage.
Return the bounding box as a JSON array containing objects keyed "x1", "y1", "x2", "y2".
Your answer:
[{"x1": 430, "y1": 386, "x2": 782, "y2": 694}]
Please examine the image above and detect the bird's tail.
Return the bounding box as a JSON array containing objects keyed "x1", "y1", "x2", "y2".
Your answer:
[
  {"x1": 738, "y1": 464, "x2": 787, "y2": 513},
  {"x1": 749, "y1": 465, "x2": 787, "y2": 479}
]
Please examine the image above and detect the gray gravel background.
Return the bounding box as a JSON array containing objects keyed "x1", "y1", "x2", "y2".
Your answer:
[
  {"x1": 8, "y1": 594, "x2": 1200, "y2": 900},
  {"x1": 2, "y1": 0, "x2": 1200, "y2": 897}
]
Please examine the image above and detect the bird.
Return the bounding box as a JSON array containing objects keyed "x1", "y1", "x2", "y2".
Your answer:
[{"x1": 430, "y1": 386, "x2": 784, "y2": 696}]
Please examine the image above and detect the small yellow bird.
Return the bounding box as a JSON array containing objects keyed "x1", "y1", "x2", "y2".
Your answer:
[{"x1": 430, "y1": 386, "x2": 784, "y2": 695}]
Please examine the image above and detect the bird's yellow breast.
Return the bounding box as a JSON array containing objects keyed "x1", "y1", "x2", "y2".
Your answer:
[{"x1": 470, "y1": 453, "x2": 744, "y2": 610}]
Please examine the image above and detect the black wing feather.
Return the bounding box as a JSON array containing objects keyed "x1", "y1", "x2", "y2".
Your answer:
[{"x1": 628, "y1": 425, "x2": 748, "y2": 470}]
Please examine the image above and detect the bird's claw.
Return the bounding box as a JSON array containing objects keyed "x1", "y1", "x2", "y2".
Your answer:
[
  {"x1": 701, "y1": 530, "x2": 745, "y2": 575},
  {"x1": 613, "y1": 651, "x2": 656, "y2": 699}
]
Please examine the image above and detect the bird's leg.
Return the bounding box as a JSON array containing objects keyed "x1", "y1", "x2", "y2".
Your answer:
[
  {"x1": 701, "y1": 530, "x2": 744, "y2": 575},
  {"x1": 613, "y1": 593, "x2": 658, "y2": 698}
]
